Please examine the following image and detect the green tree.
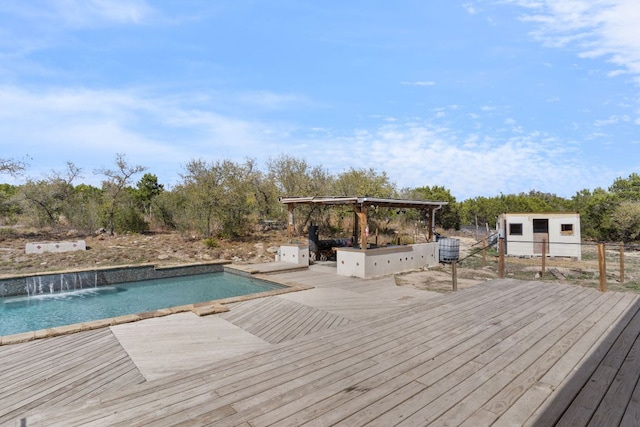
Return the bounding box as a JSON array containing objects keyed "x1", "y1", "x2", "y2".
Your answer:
[
  {"x1": 609, "y1": 173, "x2": 640, "y2": 201},
  {"x1": 610, "y1": 201, "x2": 640, "y2": 242},
  {"x1": 409, "y1": 185, "x2": 460, "y2": 230},
  {"x1": 136, "y1": 173, "x2": 164, "y2": 222},
  {"x1": 251, "y1": 170, "x2": 280, "y2": 221},
  {"x1": 0, "y1": 158, "x2": 27, "y2": 176},
  {"x1": 525, "y1": 190, "x2": 572, "y2": 211},
  {"x1": 571, "y1": 187, "x2": 618, "y2": 240},
  {"x1": 67, "y1": 184, "x2": 103, "y2": 234},
  {"x1": 332, "y1": 168, "x2": 396, "y2": 198},
  {"x1": 267, "y1": 154, "x2": 332, "y2": 197},
  {"x1": 175, "y1": 158, "x2": 263, "y2": 238},
  {"x1": 324, "y1": 168, "x2": 397, "y2": 235},
  {"x1": 95, "y1": 154, "x2": 147, "y2": 235},
  {"x1": 267, "y1": 155, "x2": 334, "y2": 233},
  {"x1": 459, "y1": 196, "x2": 499, "y2": 229},
  {"x1": 214, "y1": 159, "x2": 261, "y2": 237},
  {"x1": 114, "y1": 188, "x2": 149, "y2": 234},
  {"x1": 176, "y1": 159, "x2": 224, "y2": 238},
  {"x1": 0, "y1": 184, "x2": 20, "y2": 225},
  {"x1": 459, "y1": 191, "x2": 566, "y2": 231},
  {"x1": 18, "y1": 162, "x2": 81, "y2": 228},
  {"x1": 150, "y1": 190, "x2": 178, "y2": 230}
]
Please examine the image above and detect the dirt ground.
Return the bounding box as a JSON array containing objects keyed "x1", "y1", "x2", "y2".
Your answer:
[
  {"x1": 395, "y1": 234, "x2": 640, "y2": 294},
  {"x1": 0, "y1": 230, "x2": 494, "y2": 293},
  {"x1": 2, "y1": 229, "x2": 639, "y2": 294},
  {"x1": 0, "y1": 229, "x2": 285, "y2": 278},
  {"x1": 394, "y1": 236, "x2": 499, "y2": 292}
]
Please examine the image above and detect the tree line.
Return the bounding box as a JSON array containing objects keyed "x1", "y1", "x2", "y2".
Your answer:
[{"x1": 1, "y1": 154, "x2": 639, "y2": 243}]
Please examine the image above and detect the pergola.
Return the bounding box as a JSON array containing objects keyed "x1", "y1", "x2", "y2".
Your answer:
[{"x1": 279, "y1": 196, "x2": 448, "y2": 250}]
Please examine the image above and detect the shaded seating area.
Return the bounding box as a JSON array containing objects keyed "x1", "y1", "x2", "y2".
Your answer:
[{"x1": 279, "y1": 196, "x2": 448, "y2": 278}]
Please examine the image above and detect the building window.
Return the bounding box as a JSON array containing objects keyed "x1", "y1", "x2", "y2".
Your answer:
[
  {"x1": 561, "y1": 223, "x2": 574, "y2": 235},
  {"x1": 509, "y1": 223, "x2": 523, "y2": 235}
]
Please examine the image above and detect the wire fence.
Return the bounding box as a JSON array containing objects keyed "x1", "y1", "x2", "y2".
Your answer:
[{"x1": 448, "y1": 237, "x2": 640, "y2": 293}]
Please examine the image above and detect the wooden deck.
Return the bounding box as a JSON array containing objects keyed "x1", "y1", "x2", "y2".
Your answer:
[{"x1": 3, "y1": 265, "x2": 640, "y2": 426}]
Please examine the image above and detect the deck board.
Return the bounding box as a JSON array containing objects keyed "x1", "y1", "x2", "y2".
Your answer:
[
  {"x1": 0, "y1": 328, "x2": 145, "y2": 425},
  {"x1": 4, "y1": 265, "x2": 640, "y2": 426}
]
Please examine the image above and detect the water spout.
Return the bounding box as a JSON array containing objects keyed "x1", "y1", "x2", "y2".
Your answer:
[{"x1": 22, "y1": 271, "x2": 99, "y2": 298}]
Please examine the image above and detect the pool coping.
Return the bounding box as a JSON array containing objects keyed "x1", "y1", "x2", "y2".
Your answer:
[{"x1": 0, "y1": 264, "x2": 314, "y2": 346}]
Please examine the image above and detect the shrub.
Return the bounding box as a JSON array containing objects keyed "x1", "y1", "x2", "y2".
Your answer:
[
  {"x1": 202, "y1": 237, "x2": 220, "y2": 249},
  {"x1": 114, "y1": 207, "x2": 148, "y2": 234}
]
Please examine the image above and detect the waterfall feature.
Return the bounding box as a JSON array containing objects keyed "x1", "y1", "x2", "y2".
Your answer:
[{"x1": 24, "y1": 271, "x2": 98, "y2": 297}]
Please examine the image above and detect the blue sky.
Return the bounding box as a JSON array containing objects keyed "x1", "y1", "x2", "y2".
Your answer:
[{"x1": 1, "y1": 0, "x2": 639, "y2": 200}]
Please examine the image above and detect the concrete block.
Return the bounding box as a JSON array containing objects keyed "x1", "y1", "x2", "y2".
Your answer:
[
  {"x1": 279, "y1": 244, "x2": 309, "y2": 266},
  {"x1": 25, "y1": 240, "x2": 87, "y2": 254}
]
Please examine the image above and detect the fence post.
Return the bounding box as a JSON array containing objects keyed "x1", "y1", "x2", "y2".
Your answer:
[
  {"x1": 452, "y1": 260, "x2": 458, "y2": 292},
  {"x1": 482, "y1": 238, "x2": 487, "y2": 267},
  {"x1": 498, "y1": 237, "x2": 505, "y2": 279},
  {"x1": 598, "y1": 243, "x2": 607, "y2": 292},
  {"x1": 541, "y1": 238, "x2": 546, "y2": 278},
  {"x1": 620, "y1": 242, "x2": 625, "y2": 284}
]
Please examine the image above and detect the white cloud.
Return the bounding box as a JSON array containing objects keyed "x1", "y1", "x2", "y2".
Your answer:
[
  {"x1": 463, "y1": 2, "x2": 478, "y2": 15},
  {"x1": 48, "y1": 0, "x2": 154, "y2": 27},
  {"x1": 0, "y1": 0, "x2": 155, "y2": 29},
  {"x1": 593, "y1": 114, "x2": 631, "y2": 126},
  {"x1": 509, "y1": 0, "x2": 640, "y2": 81},
  {"x1": 0, "y1": 0, "x2": 158, "y2": 81},
  {"x1": 400, "y1": 81, "x2": 436, "y2": 86},
  {"x1": 0, "y1": 85, "x2": 287, "y2": 185},
  {"x1": 0, "y1": 83, "x2": 619, "y2": 198},
  {"x1": 314, "y1": 120, "x2": 598, "y2": 199},
  {"x1": 236, "y1": 90, "x2": 311, "y2": 111}
]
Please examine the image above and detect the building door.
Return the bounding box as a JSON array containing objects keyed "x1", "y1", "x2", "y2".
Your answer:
[{"x1": 533, "y1": 219, "x2": 549, "y2": 255}]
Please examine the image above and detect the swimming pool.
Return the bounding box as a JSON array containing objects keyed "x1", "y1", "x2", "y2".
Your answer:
[{"x1": 0, "y1": 272, "x2": 283, "y2": 337}]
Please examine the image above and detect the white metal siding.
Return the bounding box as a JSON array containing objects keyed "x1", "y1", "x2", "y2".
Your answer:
[{"x1": 499, "y1": 213, "x2": 581, "y2": 260}]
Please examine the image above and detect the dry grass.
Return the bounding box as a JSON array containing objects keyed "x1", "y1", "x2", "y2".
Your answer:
[
  {"x1": 3, "y1": 226, "x2": 640, "y2": 295},
  {"x1": 394, "y1": 231, "x2": 640, "y2": 294},
  {"x1": 0, "y1": 228, "x2": 286, "y2": 278}
]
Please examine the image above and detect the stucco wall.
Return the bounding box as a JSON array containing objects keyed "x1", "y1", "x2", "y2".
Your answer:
[
  {"x1": 277, "y1": 244, "x2": 310, "y2": 266},
  {"x1": 336, "y1": 243, "x2": 439, "y2": 279}
]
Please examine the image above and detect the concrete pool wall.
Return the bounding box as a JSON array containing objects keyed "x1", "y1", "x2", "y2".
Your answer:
[
  {"x1": 0, "y1": 261, "x2": 230, "y2": 298},
  {"x1": 0, "y1": 261, "x2": 313, "y2": 346}
]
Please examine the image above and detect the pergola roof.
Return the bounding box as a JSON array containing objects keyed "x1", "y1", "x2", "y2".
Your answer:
[
  {"x1": 280, "y1": 196, "x2": 447, "y2": 246},
  {"x1": 278, "y1": 196, "x2": 447, "y2": 209}
]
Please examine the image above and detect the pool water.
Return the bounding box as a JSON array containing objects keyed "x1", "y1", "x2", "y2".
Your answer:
[{"x1": 0, "y1": 272, "x2": 282, "y2": 336}]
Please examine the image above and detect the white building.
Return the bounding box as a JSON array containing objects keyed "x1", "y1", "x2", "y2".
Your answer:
[{"x1": 497, "y1": 212, "x2": 582, "y2": 260}]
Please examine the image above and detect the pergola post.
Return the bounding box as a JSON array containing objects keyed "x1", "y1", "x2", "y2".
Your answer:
[
  {"x1": 352, "y1": 210, "x2": 358, "y2": 244},
  {"x1": 287, "y1": 204, "x2": 295, "y2": 241},
  {"x1": 354, "y1": 205, "x2": 368, "y2": 251}
]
